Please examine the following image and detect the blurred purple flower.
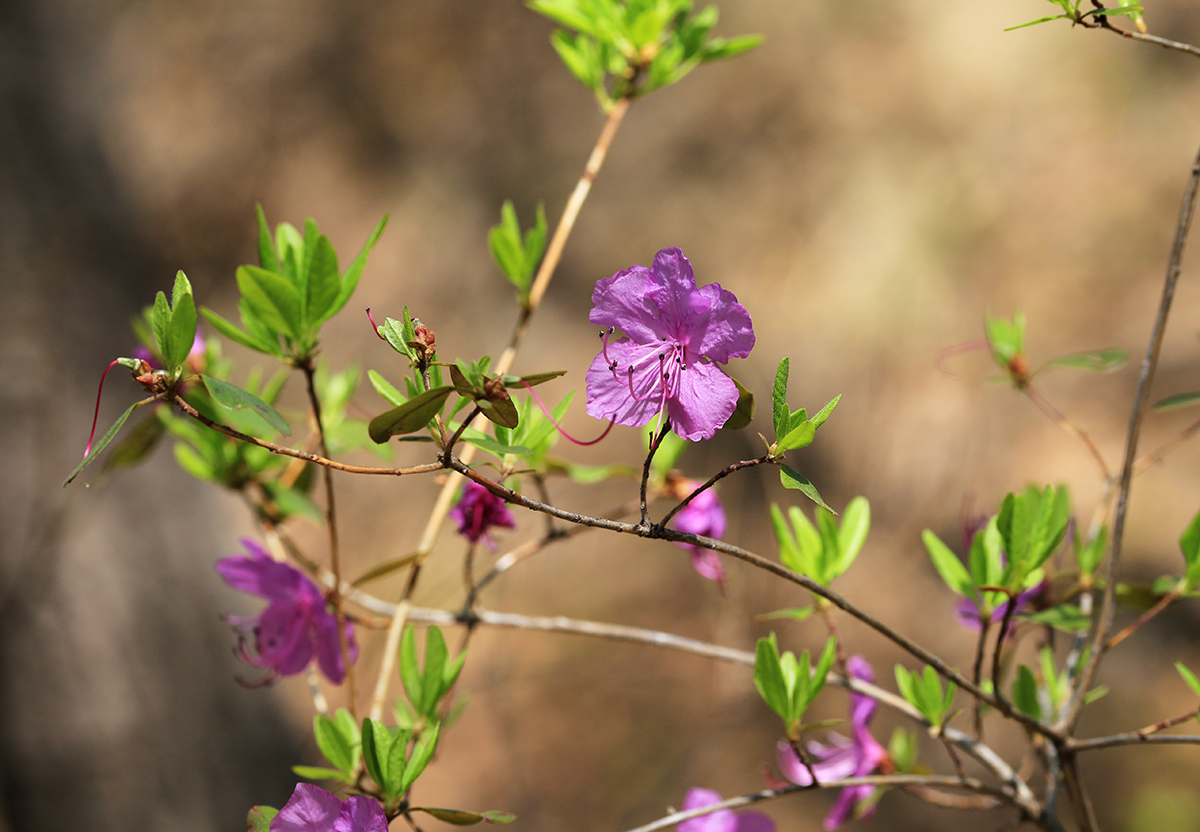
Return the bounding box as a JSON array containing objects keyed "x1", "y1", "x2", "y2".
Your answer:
[
  {"x1": 677, "y1": 788, "x2": 775, "y2": 832},
  {"x1": 586, "y1": 247, "x2": 754, "y2": 442},
  {"x1": 270, "y1": 784, "x2": 388, "y2": 832},
  {"x1": 776, "y1": 656, "x2": 887, "y2": 830},
  {"x1": 956, "y1": 583, "x2": 1043, "y2": 638},
  {"x1": 669, "y1": 479, "x2": 728, "y2": 586},
  {"x1": 215, "y1": 539, "x2": 357, "y2": 685},
  {"x1": 451, "y1": 481, "x2": 516, "y2": 550}
]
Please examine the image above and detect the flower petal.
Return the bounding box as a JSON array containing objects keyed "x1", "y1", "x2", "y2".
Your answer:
[
  {"x1": 312, "y1": 608, "x2": 355, "y2": 685},
  {"x1": 585, "y1": 340, "x2": 668, "y2": 428},
  {"x1": 589, "y1": 264, "x2": 667, "y2": 344},
  {"x1": 271, "y1": 784, "x2": 344, "y2": 832},
  {"x1": 684, "y1": 281, "x2": 755, "y2": 364},
  {"x1": 255, "y1": 600, "x2": 315, "y2": 676},
  {"x1": 667, "y1": 358, "x2": 740, "y2": 441},
  {"x1": 679, "y1": 788, "x2": 737, "y2": 832},
  {"x1": 334, "y1": 796, "x2": 390, "y2": 832}
]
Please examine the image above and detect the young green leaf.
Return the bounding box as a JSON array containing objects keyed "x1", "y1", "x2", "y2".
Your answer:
[
  {"x1": 779, "y1": 464, "x2": 832, "y2": 511},
  {"x1": 921, "y1": 529, "x2": 976, "y2": 599},
  {"x1": 313, "y1": 713, "x2": 354, "y2": 775},
  {"x1": 1011, "y1": 665, "x2": 1041, "y2": 720},
  {"x1": 200, "y1": 375, "x2": 292, "y2": 436}
]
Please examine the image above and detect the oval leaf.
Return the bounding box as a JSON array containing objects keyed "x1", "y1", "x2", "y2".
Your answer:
[{"x1": 368, "y1": 386, "x2": 455, "y2": 443}]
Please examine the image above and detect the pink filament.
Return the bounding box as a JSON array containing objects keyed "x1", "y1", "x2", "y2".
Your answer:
[{"x1": 83, "y1": 359, "x2": 122, "y2": 459}]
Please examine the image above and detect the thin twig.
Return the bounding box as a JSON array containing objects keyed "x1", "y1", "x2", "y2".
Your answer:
[
  {"x1": 658, "y1": 455, "x2": 770, "y2": 529},
  {"x1": 301, "y1": 360, "x2": 358, "y2": 718},
  {"x1": 445, "y1": 457, "x2": 1054, "y2": 738},
  {"x1": 368, "y1": 97, "x2": 634, "y2": 721},
  {"x1": 169, "y1": 393, "x2": 442, "y2": 476},
  {"x1": 1023, "y1": 385, "x2": 1110, "y2": 480},
  {"x1": 1068, "y1": 709, "x2": 1200, "y2": 752},
  {"x1": 1061, "y1": 138, "x2": 1200, "y2": 733}
]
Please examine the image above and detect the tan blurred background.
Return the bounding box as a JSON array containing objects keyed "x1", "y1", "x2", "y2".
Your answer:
[{"x1": 6, "y1": 0, "x2": 1200, "y2": 829}]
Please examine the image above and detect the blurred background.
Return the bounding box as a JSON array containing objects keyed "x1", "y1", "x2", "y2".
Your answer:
[{"x1": 5, "y1": 0, "x2": 1200, "y2": 829}]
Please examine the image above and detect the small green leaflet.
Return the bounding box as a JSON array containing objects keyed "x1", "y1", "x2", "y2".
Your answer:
[{"x1": 201, "y1": 375, "x2": 292, "y2": 436}]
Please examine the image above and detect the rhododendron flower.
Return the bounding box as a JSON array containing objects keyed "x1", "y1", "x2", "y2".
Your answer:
[
  {"x1": 451, "y1": 480, "x2": 516, "y2": 550},
  {"x1": 668, "y1": 478, "x2": 728, "y2": 585},
  {"x1": 776, "y1": 656, "x2": 887, "y2": 830},
  {"x1": 678, "y1": 787, "x2": 775, "y2": 832},
  {"x1": 586, "y1": 247, "x2": 754, "y2": 441},
  {"x1": 271, "y1": 784, "x2": 388, "y2": 832},
  {"x1": 215, "y1": 539, "x2": 357, "y2": 684}
]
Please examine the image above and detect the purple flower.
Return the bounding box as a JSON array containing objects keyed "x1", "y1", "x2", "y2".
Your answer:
[
  {"x1": 586, "y1": 248, "x2": 754, "y2": 442},
  {"x1": 215, "y1": 539, "x2": 357, "y2": 685},
  {"x1": 450, "y1": 481, "x2": 516, "y2": 550},
  {"x1": 956, "y1": 583, "x2": 1043, "y2": 638},
  {"x1": 270, "y1": 784, "x2": 388, "y2": 832},
  {"x1": 677, "y1": 788, "x2": 775, "y2": 832},
  {"x1": 776, "y1": 656, "x2": 887, "y2": 830},
  {"x1": 668, "y1": 478, "x2": 728, "y2": 586}
]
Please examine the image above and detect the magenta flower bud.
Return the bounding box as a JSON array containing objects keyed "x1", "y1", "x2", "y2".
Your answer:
[
  {"x1": 678, "y1": 787, "x2": 775, "y2": 832},
  {"x1": 450, "y1": 481, "x2": 516, "y2": 550},
  {"x1": 270, "y1": 784, "x2": 388, "y2": 832},
  {"x1": 585, "y1": 248, "x2": 754, "y2": 441},
  {"x1": 668, "y1": 478, "x2": 728, "y2": 586},
  {"x1": 215, "y1": 539, "x2": 357, "y2": 685}
]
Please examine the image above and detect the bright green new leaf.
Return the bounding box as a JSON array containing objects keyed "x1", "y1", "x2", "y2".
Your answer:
[
  {"x1": 400, "y1": 721, "x2": 441, "y2": 794},
  {"x1": 1012, "y1": 665, "x2": 1041, "y2": 720},
  {"x1": 771, "y1": 358, "x2": 790, "y2": 439},
  {"x1": 1020, "y1": 604, "x2": 1090, "y2": 632},
  {"x1": 164, "y1": 271, "x2": 198, "y2": 372},
  {"x1": 779, "y1": 464, "x2": 831, "y2": 511},
  {"x1": 200, "y1": 375, "x2": 292, "y2": 436},
  {"x1": 64, "y1": 399, "x2": 151, "y2": 486},
  {"x1": 922, "y1": 529, "x2": 976, "y2": 600},
  {"x1": 313, "y1": 713, "x2": 355, "y2": 775},
  {"x1": 1181, "y1": 506, "x2": 1200, "y2": 590},
  {"x1": 292, "y1": 765, "x2": 354, "y2": 784},
  {"x1": 1176, "y1": 661, "x2": 1200, "y2": 698}
]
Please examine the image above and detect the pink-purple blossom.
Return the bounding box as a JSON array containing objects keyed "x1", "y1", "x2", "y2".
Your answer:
[
  {"x1": 215, "y1": 539, "x2": 357, "y2": 685},
  {"x1": 776, "y1": 656, "x2": 887, "y2": 830},
  {"x1": 677, "y1": 788, "x2": 775, "y2": 832},
  {"x1": 451, "y1": 480, "x2": 516, "y2": 549},
  {"x1": 669, "y1": 478, "x2": 728, "y2": 586},
  {"x1": 270, "y1": 784, "x2": 388, "y2": 832},
  {"x1": 586, "y1": 248, "x2": 754, "y2": 442}
]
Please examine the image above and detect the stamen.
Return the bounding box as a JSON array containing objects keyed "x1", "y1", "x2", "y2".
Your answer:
[
  {"x1": 365, "y1": 308, "x2": 386, "y2": 340},
  {"x1": 82, "y1": 359, "x2": 122, "y2": 460},
  {"x1": 600, "y1": 326, "x2": 616, "y2": 367},
  {"x1": 520, "y1": 381, "x2": 616, "y2": 446}
]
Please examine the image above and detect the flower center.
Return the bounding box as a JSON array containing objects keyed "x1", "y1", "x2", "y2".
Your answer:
[{"x1": 599, "y1": 327, "x2": 688, "y2": 423}]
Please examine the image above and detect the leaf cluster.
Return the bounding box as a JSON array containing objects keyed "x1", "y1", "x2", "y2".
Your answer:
[
  {"x1": 770, "y1": 496, "x2": 869, "y2": 592},
  {"x1": 767, "y1": 358, "x2": 839, "y2": 510},
  {"x1": 754, "y1": 633, "x2": 837, "y2": 739},
  {"x1": 529, "y1": 0, "x2": 762, "y2": 109},
  {"x1": 203, "y1": 207, "x2": 387, "y2": 361},
  {"x1": 894, "y1": 665, "x2": 956, "y2": 731},
  {"x1": 1005, "y1": 0, "x2": 1144, "y2": 31},
  {"x1": 489, "y1": 201, "x2": 548, "y2": 306}
]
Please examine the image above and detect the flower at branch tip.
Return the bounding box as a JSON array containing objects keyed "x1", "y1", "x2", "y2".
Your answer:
[
  {"x1": 667, "y1": 476, "x2": 728, "y2": 587},
  {"x1": 586, "y1": 247, "x2": 754, "y2": 442},
  {"x1": 451, "y1": 480, "x2": 516, "y2": 550},
  {"x1": 677, "y1": 787, "x2": 775, "y2": 832},
  {"x1": 215, "y1": 539, "x2": 357, "y2": 685},
  {"x1": 775, "y1": 656, "x2": 887, "y2": 830},
  {"x1": 270, "y1": 784, "x2": 388, "y2": 832}
]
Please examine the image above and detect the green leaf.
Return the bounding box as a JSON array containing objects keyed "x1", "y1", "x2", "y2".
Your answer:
[
  {"x1": 236, "y1": 264, "x2": 303, "y2": 341},
  {"x1": 1011, "y1": 665, "x2": 1041, "y2": 719},
  {"x1": 757, "y1": 606, "x2": 815, "y2": 622},
  {"x1": 832, "y1": 496, "x2": 870, "y2": 576},
  {"x1": 64, "y1": 399, "x2": 149, "y2": 485},
  {"x1": 922, "y1": 529, "x2": 976, "y2": 599},
  {"x1": 462, "y1": 434, "x2": 534, "y2": 458},
  {"x1": 200, "y1": 307, "x2": 276, "y2": 355},
  {"x1": 400, "y1": 721, "x2": 441, "y2": 793},
  {"x1": 1154, "y1": 392, "x2": 1200, "y2": 411},
  {"x1": 420, "y1": 627, "x2": 450, "y2": 716},
  {"x1": 151, "y1": 290, "x2": 172, "y2": 367},
  {"x1": 986, "y1": 310, "x2": 1025, "y2": 368},
  {"x1": 247, "y1": 805, "x2": 279, "y2": 832},
  {"x1": 779, "y1": 464, "x2": 831, "y2": 511},
  {"x1": 1177, "y1": 661, "x2": 1200, "y2": 698},
  {"x1": 416, "y1": 807, "x2": 487, "y2": 826},
  {"x1": 368, "y1": 369, "x2": 407, "y2": 406},
  {"x1": 1182, "y1": 507, "x2": 1200, "y2": 590},
  {"x1": 1020, "y1": 604, "x2": 1090, "y2": 632},
  {"x1": 772, "y1": 358, "x2": 790, "y2": 439},
  {"x1": 400, "y1": 626, "x2": 422, "y2": 712},
  {"x1": 201, "y1": 375, "x2": 292, "y2": 436},
  {"x1": 330, "y1": 215, "x2": 389, "y2": 320},
  {"x1": 291, "y1": 765, "x2": 354, "y2": 784},
  {"x1": 313, "y1": 714, "x2": 354, "y2": 775},
  {"x1": 1041, "y1": 348, "x2": 1127, "y2": 374},
  {"x1": 305, "y1": 235, "x2": 341, "y2": 327},
  {"x1": 699, "y1": 33, "x2": 764, "y2": 61},
  {"x1": 809, "y1": 395, "x2": 840, "y2": 430},
  {"x1": 754, "y1": 633, "x2": 789, "y2": 723},
  {"x1": 360, "y1": 718, "x2": 391, "y2": 791},
  {"x1": 776, "y1": 418, "x2": 815, "y2": 454},
  {"x1": 254, "y1": 205, "x2": 281, "y2": 274},
  {"x1": 368, "y1": 386, "x2": 455, "y2": 442},
  {"x1": 352, "y1": 553, "x2": 421, "y2": 588},
  {"x1": 478, "y1": 394, "x2": 520, "y2": 430},
  {"x1": 721, "y1": 375, "x2": 755, "y2": 431},
  {"x1": 1003, "y1": 14, "x2": 1071, "y2": 31},
  {"x1": 501, "y1": 370, "x2": 567, "y2": 388},
  {"x1": 164, "y1": 271, "x2": 198, "y2": 371}
]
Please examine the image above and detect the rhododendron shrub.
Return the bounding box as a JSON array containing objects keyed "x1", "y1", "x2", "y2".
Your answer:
[{"x1": 65, "y1": 1, "x2": 1200, "y2": 830}]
